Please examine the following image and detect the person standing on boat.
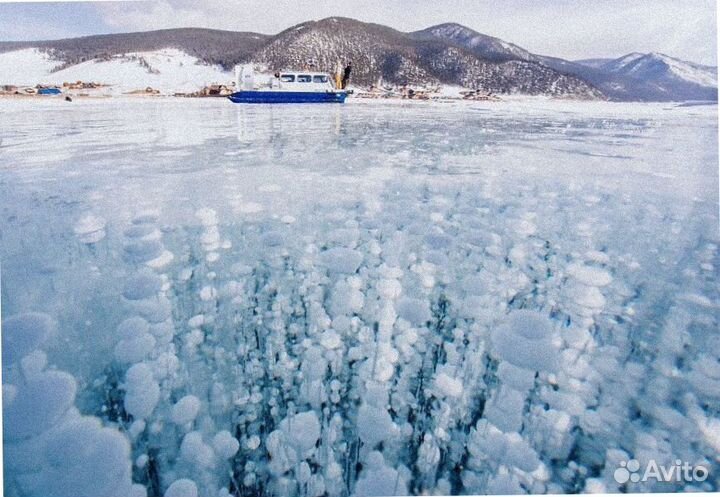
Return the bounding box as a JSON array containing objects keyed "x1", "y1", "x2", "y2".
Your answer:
[{"x1": 342, "y1": 62, "x2": 352, "y2": 89}]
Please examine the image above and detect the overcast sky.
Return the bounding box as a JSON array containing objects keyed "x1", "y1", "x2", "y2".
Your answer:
[{"x1": 0, "y1": 0, "x2": 716, "y2": 65}]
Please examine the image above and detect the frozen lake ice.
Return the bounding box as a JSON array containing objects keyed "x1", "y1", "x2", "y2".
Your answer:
[{"x1": 1, "y1": 98, "x2": 718, "y2": 496}]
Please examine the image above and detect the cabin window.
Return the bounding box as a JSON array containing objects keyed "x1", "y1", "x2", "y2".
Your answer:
[
  {"x1": 297, "y1": 75, "x2": 312, "y2": 83},
  {"x1": 279, "y1": 74, "x2": 295, "y2": 82},
  {"x1": 313, "y1": 75, "x2": 329, "y2": 83}
]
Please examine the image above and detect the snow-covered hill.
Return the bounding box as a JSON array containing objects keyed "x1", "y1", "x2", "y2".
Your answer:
[
  {"x1": 0, "y1": 48, "x2": 60, "y2": 86},
  {"x1": 0, "y1": 48, "x2": 232, "y2": 93},
  {"x1": 597, "y1": 52, "x2": 646, "y2": 73},
  {"x1": 0, "y1": 27, "x2": 269, "y2": 70},
  {"x1": 421, "y1": 24, "x2": 718, "y2": 102},
  {"x1": 602, "y1": 52, "x2": 717, "y2": 89},
  {"x1": 571, "y1": 52, "x2": 717, "y2": 101}
]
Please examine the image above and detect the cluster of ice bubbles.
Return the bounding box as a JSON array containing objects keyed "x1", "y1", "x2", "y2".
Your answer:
[
  {"x1": 3, "y1": 312, "x2": 145, "y2": 497},
  {"x1": 3, "y1": 171, "x2": 719, "y2": 497}
]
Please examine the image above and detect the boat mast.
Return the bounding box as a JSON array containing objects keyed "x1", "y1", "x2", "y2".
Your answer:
[{"x1": 335, "y1": 61, "x2": 343, "y2": 89}]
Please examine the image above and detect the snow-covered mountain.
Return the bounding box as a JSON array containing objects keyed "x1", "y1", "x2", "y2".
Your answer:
[
  {"x1": 573, "y1": 58, "x2": 613, "y2": 70},
  {"x1": 547, "y1": 54, "x2": 717, "y2": 101},
  {"x1": 411, "y1": 23, "x2": 536, "y2": 62},
  {"x1": 252, "y1": 18, "x2": 601, "y2": 98},
  {"x1": 590, "y1": 52, "x2": 717, "y2": 94},
  {"x1": 421, "y1": 25, "x2": 717, "y2": 101},
  {"x1": 570, "y1": 52, "x2": 718, "y2": 101},
  {"x1": 0, "y1": 19, "x2": 601, "y2": 98},
  {"x1": 593, "y1": 53, "x2": 646, "y2": 73}
]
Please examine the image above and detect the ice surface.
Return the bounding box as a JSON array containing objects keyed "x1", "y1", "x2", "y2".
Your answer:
[
  {"x1": 266, "y1": 411, "x2": 322, "y2": 476},
  {"x1": 320, "y1": 247, "x2": 364, "y2": 274},
  {"x1": 433, "y1": 372, "x2": 464, "y2": 398},
  {"x1": 164, "y1": 479, "x2": 198, "y2": 497},
  {"x1": 396, "y1": 297, "x2": 432, "y2": 325},
  {"x1": 212, "y1": 430, "x2": 240, "y2": 459},
  {"x1": 124, "y1": 363, "x2": 160, "y2": 419},
  {"x1": 566, "y1": 263, "x2": 613, "y2": 287},
  {"x1": 179, "y1": 431, "x2": 215, "y2": 467},
  {"x1": 354, "y1": 451, "x2": 409, "y2": 497},
  {"x1": 171, "y1": 395, "x2": 202, "y2": 425},
  {"x1": 1, "y1": 314, "x2": 137, "y2": 497},
  {"x1": 2, "y1": 312, "x2": 55, "y2": 366},
  {"x1": 123, "y1": 273, "x2": 163, "y2": 300},
  {"x1": 113, "y1": 331, "x2": 155, "y2": 363},
  {"x1": 491, "y1": 310, "x2": 559, "y2": 372},
  {"x1": 357, "y1": 403, "x2": 397, "y2": 447},
  {"x1": 74, "y1": 214, "x2": 107, "y2": 244},
  {"x1": 4, "y1": 370, "x2": 77, "y2": 441},
  {"x1": 278, "y1": 410, "x2": 321, "y2": 455},
  {"x1": 1, "y1": 98, "x2": 718, "y2": 496},
  {"x1": 36, "y1": 417, "x2": 136, "y2": 497}
]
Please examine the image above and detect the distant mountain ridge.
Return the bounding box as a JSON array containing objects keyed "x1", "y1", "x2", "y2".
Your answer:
[
  {"x1": 0, "y1": 17, "x2": 716, "y2": 101},
  {"x1": 570, "y1": 52, "x2": 717, "y2": 101},
  {"x1": 595, "y1": 52, "x2": 716, "y2": 87},
  {"x1": 417, "y1": 23, "x2": 717, "y2": 101},
  {"x1": 249, "y1": 18, "x2": 600, "y2": 97}
]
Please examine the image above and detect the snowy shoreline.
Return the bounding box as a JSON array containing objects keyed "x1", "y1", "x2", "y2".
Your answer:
[
  {"x1": 2, "y1": 92, "x2": 716, "y2": 108},
  {"x1": 0, "y1": 92, "x2": 593, "y2": 102}
]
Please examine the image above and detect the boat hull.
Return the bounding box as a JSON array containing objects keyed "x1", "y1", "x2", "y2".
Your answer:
[{"x1": 228, "y1": 90, "x2": 347, "y2": 104}]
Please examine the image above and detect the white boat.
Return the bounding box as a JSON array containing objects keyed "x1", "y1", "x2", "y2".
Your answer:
[{"x1": 228, "y1": 65, "x2": 348, "y2": 104}]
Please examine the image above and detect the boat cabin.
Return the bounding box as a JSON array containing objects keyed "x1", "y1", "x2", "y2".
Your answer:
[
  {"x1": 235, "y1": 65, "x2": 337, "y2": 92},
  {"x1": 275, "y1": 73, "x2": 333, "y2": 91}
]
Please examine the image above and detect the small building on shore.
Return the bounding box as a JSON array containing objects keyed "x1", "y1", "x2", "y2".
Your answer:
[{"x1": 62, "y1": 81, "x2": 102, "y2": 90}]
